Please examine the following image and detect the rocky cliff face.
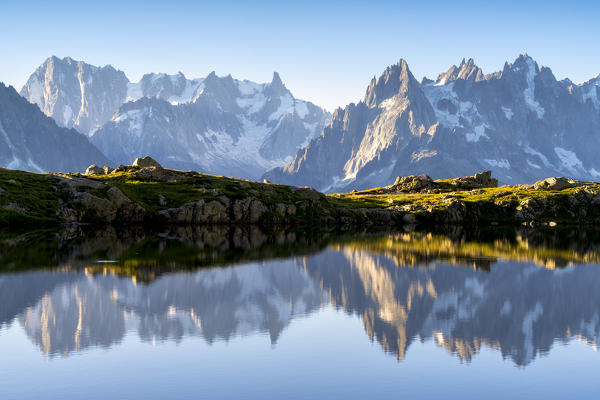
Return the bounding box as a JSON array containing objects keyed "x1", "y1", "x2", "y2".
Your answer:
[
  {"x1": 0, "y1": 83, "x2": 110, "y2": 172},
  {"x1": 20, "y1": 57, "x2": 330, "y2": 179},
  {"x1": 20, "y1": 56, "x2": 129, "y2": 134},
  {"x1": 264, "y1": 55, "x2": 600, "y2": 192}
]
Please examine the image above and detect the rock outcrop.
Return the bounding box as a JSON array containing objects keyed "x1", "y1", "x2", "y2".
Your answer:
[
  {"x1": 533, "y1": 177, "x2": 583, "y2": 190},
  {"x1": 85, "y1": 165, "x2": 104, "y2": 175},
  {"x1": 133, "y1": 156, "x2": 162, "y2": 169},
  {"x1": 385, "y1": 171, "x2": 497, "y2": 194}
]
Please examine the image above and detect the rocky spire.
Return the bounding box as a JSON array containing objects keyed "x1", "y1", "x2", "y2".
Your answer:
[
  {"x1": 364, "y1": 59, "x2": 423, "y2": 107},
  {"x1": 265, "y1": 71, "x2": 289, "y2": 97},
  {"x1": 435, "y1": 58, "x2": 484, "y2": 85}
]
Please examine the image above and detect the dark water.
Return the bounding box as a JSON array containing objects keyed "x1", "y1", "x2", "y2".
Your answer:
[{"x1": 1, "y1": 226, "x2": 599, "y2": 399}]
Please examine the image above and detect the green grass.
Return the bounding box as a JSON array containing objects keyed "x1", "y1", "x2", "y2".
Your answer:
[
  {"x1": 0, "y1": 168, "x2": 62, "y2": 226},
  {"x1": 3, "y1": 167, "x2": 600, "y2": 227}
]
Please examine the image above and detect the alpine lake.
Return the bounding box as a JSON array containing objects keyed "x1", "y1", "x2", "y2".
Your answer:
[{"x1": 1, "y1": 225, "x2": 599, "y2": 399}]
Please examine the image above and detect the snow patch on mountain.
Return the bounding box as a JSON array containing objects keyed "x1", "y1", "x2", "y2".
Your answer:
[
  {"x1": 523, "y1": 58, "x2": 545, "y2": 118},
  {"x1": 554, "y1": 147, "x2": 583, "y2": 173},
  {"x1": 524, "y1": 146, "x2": 552, "y2": 168},
  {"x1": 502, "y1": 107, "x2": 514, "y2": 120},
  {"x1": 466, "y1": 125, "x2": 488, "y2": 142},
  {"x1": 269, "y1": 93, "x2": 294, "y2": 121},
  {"x1": 114, "y1": 109, "x2": 145, "y2": 136},
  {"x1": 485, "y1": 159, "x2": 510, "y2": 169}
]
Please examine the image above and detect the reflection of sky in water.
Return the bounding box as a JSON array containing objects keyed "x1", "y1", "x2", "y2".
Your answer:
[
  {"x1": 1, "y1": 229, "x2": 600, "y2": 399},
  {"x1": 1, "y1": 307, "x2": 599, "y2": 400}
]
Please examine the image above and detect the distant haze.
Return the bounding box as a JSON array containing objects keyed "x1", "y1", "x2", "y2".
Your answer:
[{"x1": 2, "y1": 0, "x2": 599, "y2": 111}]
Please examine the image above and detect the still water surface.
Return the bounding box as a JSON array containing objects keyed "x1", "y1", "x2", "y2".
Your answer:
[{"x1": 1, "y1": 226, "x2": 599, "y2": 399}]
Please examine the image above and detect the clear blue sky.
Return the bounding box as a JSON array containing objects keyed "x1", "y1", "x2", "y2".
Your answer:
[{"x1": 2, "y1": 0, "x2": 599, "y2": 111}]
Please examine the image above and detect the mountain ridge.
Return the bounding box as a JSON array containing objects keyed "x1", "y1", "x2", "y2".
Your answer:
[
  {"x1": 19, "y1": 56, "x2": 331, "y2": 179},
  {"x1": 0, "y1": 82, "x2": 110, "y2": 173},
  {"x1": 264, "y1": 54, "x2": 600, "y2": 191}
]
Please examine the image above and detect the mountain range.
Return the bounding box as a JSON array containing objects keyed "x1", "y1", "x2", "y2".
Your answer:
[
  {"x1": 0, "y1": 82, "x2": 109, "y2": 172},
  {"x1": 19, "y1": 56, "x2": 330, "y2": 178},
  {"x1": 6, "y1": 54, "x2": 600, "y2": 187},
  {"x1": 264, "y1": 55, "x2": 600, "y2": 191}
]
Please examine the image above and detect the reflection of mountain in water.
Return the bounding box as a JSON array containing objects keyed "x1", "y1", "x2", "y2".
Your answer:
[
  {"x1": 304, "y1": 248, "x2": 600, "y2": 365},
  {"x1": 7, "y1": 261, "x2": 324, "y2": 357},
  {"x1": 1, "y1": 228, "x2": 599, "y2": 365}
]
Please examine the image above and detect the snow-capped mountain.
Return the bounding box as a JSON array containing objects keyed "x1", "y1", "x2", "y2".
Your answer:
[
  {"x1": 20, "y1": 56, "x2": 129, "y2": 134},
  {"x1": 264, "y1": 55, "x2": 600, "y2": 191},
  {"x1": 91, "y1": 72, "x2": 330, "y2": 178},
  {"x1": 20, "y1": 56, "x2": 330, "y2": 179},
  {"x1": 0, "y1": 82, "x2": 110, "y2": 173}
]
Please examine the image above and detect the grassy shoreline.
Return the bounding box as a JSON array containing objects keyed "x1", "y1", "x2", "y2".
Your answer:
[{"x1": 1, "y1": 167, "x2": 599, "y2": 228}]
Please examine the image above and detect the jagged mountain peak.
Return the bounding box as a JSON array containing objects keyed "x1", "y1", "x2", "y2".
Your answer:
[
  {"x1": 265, "y1": 71, "x2": 289, "y2": 97},
  {"x1": 503, "y1": 53, "x2": 540, "y2": 75},
  {"x1": 364, "y1": 58, "x2": 421, "y2": 107},
  {"x1": 271, "y1": 71, "x2": 283, "y2": 86},
  {"x1": 200, "y1": 71, "x2": 238, "y2": 101},
  {"x1": 435, "y1": 57, "x2": 484, "y2": 85}
]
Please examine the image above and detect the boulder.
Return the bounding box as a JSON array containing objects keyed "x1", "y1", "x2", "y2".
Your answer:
[
  {"x1": 85, "y1": 164, "x2": 104, "y2": 175},
  {"x1": 450, "y1": 171, "x2": 498, "y2": 189},
  {"x1": 112, "y1": 165, "x2": 126, "y2": 173},
  {"x1": 103, "y1": 166, "x2": 114, "y2": 174},
  {"x1": 132, "y1": 156, "x2": 162, "y2": 169},
  {"x1": 533, "y1": 177, "x2": 582, "y2": 190},
  {"x1": 392, "y1": 174, "x2": 434, "y2": 192}
]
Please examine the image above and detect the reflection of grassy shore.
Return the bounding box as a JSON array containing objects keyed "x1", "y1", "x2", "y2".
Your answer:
[
  {"x1": 2, "y1": 226, "x2": 599, "y2": 281},
  {"x1": 339, "y1": 229, "x2": 600, "y2": 269}
]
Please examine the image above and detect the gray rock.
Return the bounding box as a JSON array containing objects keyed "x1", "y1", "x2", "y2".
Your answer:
[
  {"x1": 85, "y1": 164, "x2": 104, "y2": 175},
  {"x1": 392, "y1": 174, "x2": 434, "y2": 192},
  {"x1": 112, "y1": 165, "x2": 126, "y2": 173},
  {"x1": 133, "y1": 156, "x2": 162, "y2": 168},
  {"x1": 533, "y1": 177, "x2": 582, "y2": 190}
]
